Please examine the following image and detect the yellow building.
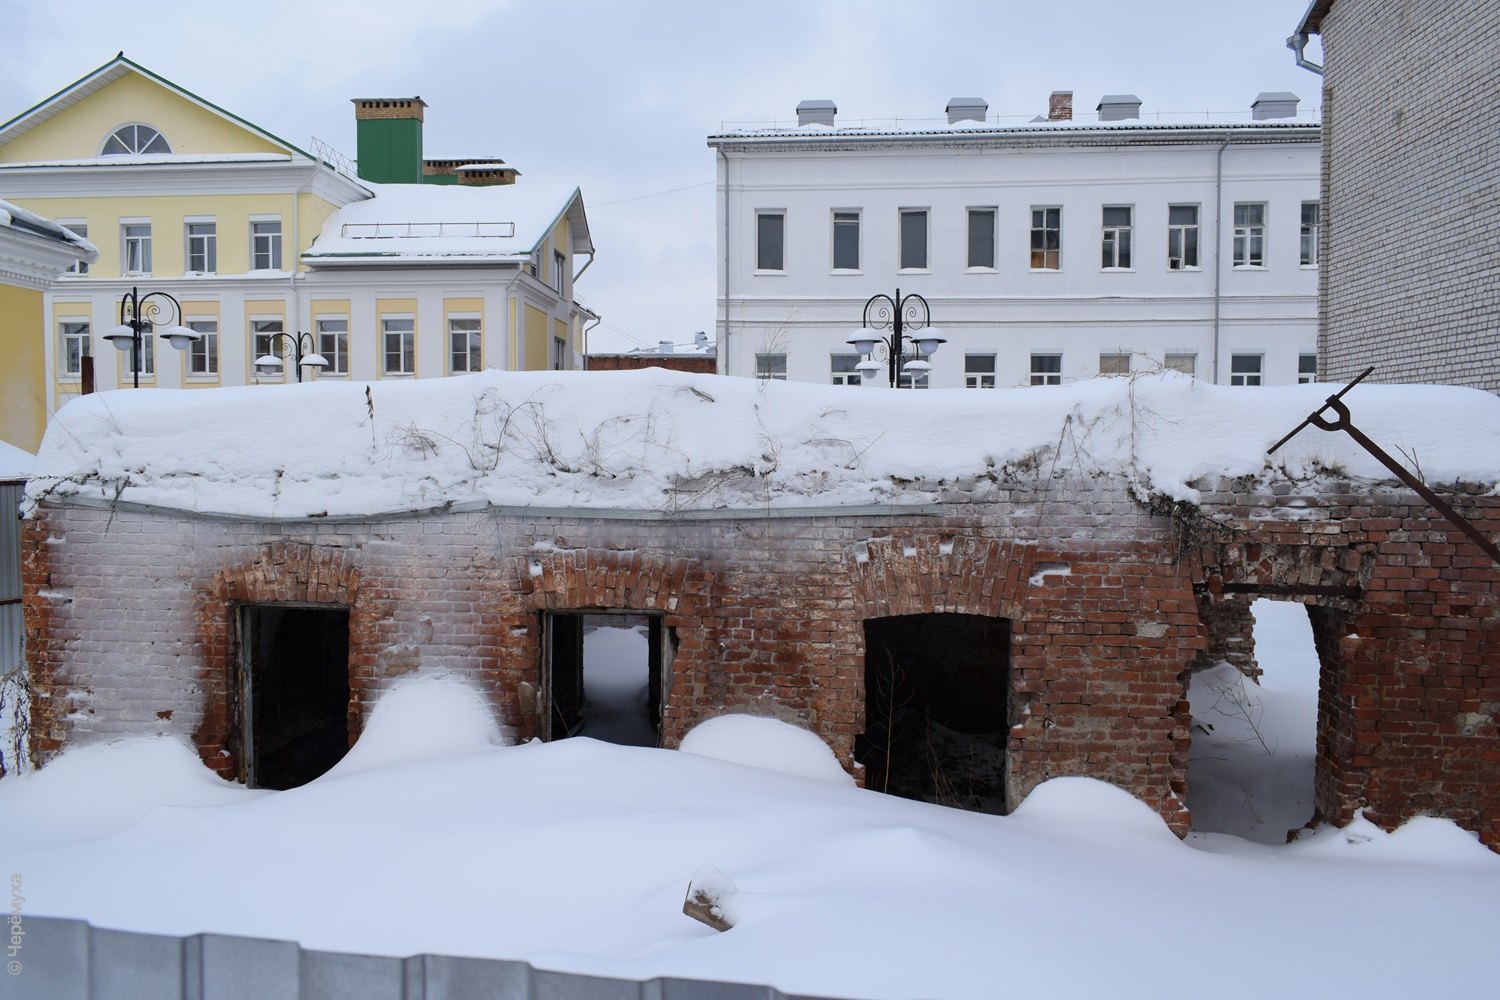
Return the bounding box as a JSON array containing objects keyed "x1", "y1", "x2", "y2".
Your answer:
[{"x1": 0, "y1": 55, "x2": 595, "y2": 428}]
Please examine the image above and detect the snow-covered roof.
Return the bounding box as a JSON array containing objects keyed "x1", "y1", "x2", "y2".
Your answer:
[
  {"x1": 0, "y1": 439, "x2": 35, "y2": 481},
  {"x1": 0, "y1": 196, "x2": 98, "y2": 285},
  {"x1": 0, "y1": 197, "x2": 97, "y2": 256},
  {"x1": 26, "y1": 370, "x2": 1500, "y2": 521},
  {"x1": 709, "y1": 114, "x2": 1319, "y2": 143},
  {"x1": 303, "y1": 182, "x2": 590, "y2": 265}
]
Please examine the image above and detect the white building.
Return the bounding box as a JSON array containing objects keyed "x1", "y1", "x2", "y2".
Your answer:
[{"x1": 708, "y1": 92, "x2": 1321, "y2": 389}]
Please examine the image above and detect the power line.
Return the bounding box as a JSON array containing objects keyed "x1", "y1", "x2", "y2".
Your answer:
[{"x1": 591, "y1": 180, "x2": 713, "y2": 209}]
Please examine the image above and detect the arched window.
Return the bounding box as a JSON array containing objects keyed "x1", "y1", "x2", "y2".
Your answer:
[{"x1": 101, "y1": 124, "x2": 171, "y2": 155}]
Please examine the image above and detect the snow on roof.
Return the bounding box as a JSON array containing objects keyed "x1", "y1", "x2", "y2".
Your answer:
[
  {"x1": 0, "y1": 439, "x2": 35, "y2": 481},
  {"x1": 709, "y1": 114, "x2": 1319, "y2": 142},
  {"x1": 303, "y1": 181, "x2": 587, "y2": 263},
  {"x1": 0, "y1": 196, "x2": 98, "y2": 257},
  {"x1": 26, "y1": 370, "x2": 1500, "y2": 521}
]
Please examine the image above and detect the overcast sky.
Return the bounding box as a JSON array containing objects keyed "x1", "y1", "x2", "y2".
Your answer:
[{"x1": 3, "y1": 0, "x2": 1321, "y2": 353}]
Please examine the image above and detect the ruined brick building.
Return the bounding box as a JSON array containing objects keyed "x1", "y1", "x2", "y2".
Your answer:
[{"x1": 19, "y1": 369, "x2": 1500, "y2": 847}]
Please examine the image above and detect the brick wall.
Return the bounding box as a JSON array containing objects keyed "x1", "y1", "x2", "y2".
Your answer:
[
  {"x1": 585, "y1": 355, "x2": 717, "y2": 374},
  {"x1": 21, "y1": 474, "x2": 1500, "y2": 846},
  {"x1": 1318, "y1": 0, "x2": 1500, "y2": 392}
]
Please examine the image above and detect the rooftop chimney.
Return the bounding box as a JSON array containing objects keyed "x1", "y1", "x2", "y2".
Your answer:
[
  {"x1": 946, "y1": 97, "x2": 988, "y2": 124},
  {"x1": 796, "y1": 99, "x2": 837, "y2": 127},
  {"x1": 1048, "y1": 91, "x2": 1073, "y2": 122},
  {"x1": 352, "y1": 98, "x2": 427, "y2": 184},
  {"x1": 1251, "y1": 91, "x2": 1301, "y2": 120},
  {"x1": 1096, "y1": 94, "x2": 1143, "y2": 122}
]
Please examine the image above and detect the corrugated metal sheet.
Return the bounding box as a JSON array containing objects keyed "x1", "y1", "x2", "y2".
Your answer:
[{"x1": 1, "y1": 481, "x2": 22, "y2": 674}]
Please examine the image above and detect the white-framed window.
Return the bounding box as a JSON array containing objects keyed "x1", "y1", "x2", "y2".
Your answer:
[
  {"x1": 61, "y1": 222, "x2": 89, "y2": 275},
  {"x1": 122, "y1": 223, "x2": 152, "y2": 274},
  {"x1": 125, "y1": 321, "x2": 154, "y2": 377},
  {"x1": 251, "y1": 220, "x2": 283, "y2": 270},
  {"x1": 899, "y1": 208, "x2": 928, "y2": 270},
  {"x1": 1300, "y1": 202, "x2": 1320, "y2": 266},
  {"x1": 967, "y1": 208, "x2": 996, "y2": 269},
  {"x1": 756, "y1": 211, "x2": 784, "y2": 271},
  {"x1": 1101, "y1": 206, "x2": 1132, "y2": 269},
  {"x1": 833, "y1": 210, "x2": 860, "y2": 270},
  {"x1": 897, "y1": 368, "x2": 931, "y2": 389},
  {"x1": 1165, "y1": 352, "x2": 1197, "y2": 377},
  {"x1": 551, "y1": 336, "x2": 568, "y2": 371},
  {"x1": 187, "y1": 319, "x2": 218, "y2": 376},
  {"x1": 755, "y1": 353, "x2": 787, "y2": 381},
  {"x1": 186, "y1": 221, "x2": 216, "y2": 274},
  {"x1": 551, "y1": 250, "x2": 566, "y2": 294},
  {"x1": 1233, "y1": 203, "x2": 1266, "y2": 268},
  {"x1": 251, "y1": 319, "x2": 285, "y2": 382},
  {"x1": 317, "y1": 317, "x2": 349, "y2": 375},
  {"x1": 382, "y1": 316, "x2": 415, "y2": 375},
  {"x1": 101, "y1": 123, "x2": 169, "y2": 155},
  {"x1": 1298, "y1": 353, "x2": 1318, "y2": 384},
  {"x1": 59, "y1": 320, "x2": 90, "y2": 377},
  {"x1": 964, "y1": 353, "x2": 996, "y2": 389},
  {"x1": 1099, "y1": 352, "x2": 1131, "y2": 376},
  {"x1": 1030, "y1": 353, "x2": 1061, "y2": 386},
  {"x1": 831, "y1": 352, "x2": 862, "y2": 386},
  {"x1": 449, "y1": 316, "x2": 482, "y2": 372},
  {"x1": 1030, "y1": 207, "x2": 1060, "y2": 269},
  {"x1": 1168, "y1": 205, "x2": 1199, "y2": 270},
  {"x1": 1230, "y1": 353, "x2": 1263, "y2": 386}
]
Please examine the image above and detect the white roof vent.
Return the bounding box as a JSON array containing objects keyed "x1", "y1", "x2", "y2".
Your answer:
[
  {"x1": 945, "y1": 97, "x2": 988, "y2": 124},
  {"x1": 1097, "y1": 94, "x2": 1142, "y2": 122},
  {"x1": 796, "y1": 99, "x2": 837, "y2": 127},
  {"x1": 1252, "y1": 91, "x2": 1301, "y2": 120}
]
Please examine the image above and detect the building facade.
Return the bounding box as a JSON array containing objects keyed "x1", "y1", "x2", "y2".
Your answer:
[
  {"x1": 1291, "y1": 0, "x2": 1499, "y2": 392},
  {"x1": 709, "y1": 93, "x2": 1321, "y2": 389},
  {"x1": 0, "y1": 56, "x2": 594, "y2": 425}
]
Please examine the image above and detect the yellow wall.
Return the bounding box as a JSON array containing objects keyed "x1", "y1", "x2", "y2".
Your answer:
[
  {"x1": 524, "y1": 304, "x2": 549, "y2": 371},
  {"x1": 0, "y1": 285, "x2": 47, "y2": 452},
  {"x1": 0, "y1": 71, "x2": 286, "y2": 162}
]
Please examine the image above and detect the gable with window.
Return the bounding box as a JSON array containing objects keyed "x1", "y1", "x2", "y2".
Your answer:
[{"x1": 101, "y1": 124, "x2": 170, "y2": 156}]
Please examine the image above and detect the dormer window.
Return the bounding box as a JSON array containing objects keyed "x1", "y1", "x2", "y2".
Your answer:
[{"x1": 101, "y1": 124, "x2": 170, "y2": 155}]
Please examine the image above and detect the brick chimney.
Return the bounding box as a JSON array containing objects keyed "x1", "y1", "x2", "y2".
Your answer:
[
  {"x1": 1048, "y1": 91, "x2": 1073, "y2": 122},
  {"x1": 352, "y1": 98, "x2": 427, "y2": 184}
]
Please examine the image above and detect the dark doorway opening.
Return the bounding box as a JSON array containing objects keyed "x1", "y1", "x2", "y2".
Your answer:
[
  {"x1": 543, "y1": 612, "x2": 672, "y2": 746},
  {"x1": 239, "y1": 604, "x2": 351, "y2": 789},
  {"x1": 857, "y1": 613, "x2": 1010, "y2": 813}
]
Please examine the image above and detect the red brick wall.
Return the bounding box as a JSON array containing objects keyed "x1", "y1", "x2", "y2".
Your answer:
[{"x1": 585, "y1": 355, "x2": 717, "y2": 374}]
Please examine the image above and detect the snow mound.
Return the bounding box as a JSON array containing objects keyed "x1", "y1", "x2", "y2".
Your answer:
[
  {"x1": 679, "y1": 714, "x2": 854, "y2": 785},
  {"x1": 0, "y1": 438, "x2": 33, "y2": 480},
  {"x1": 1007, "y1": 776, "x2": 1178, "y2": 842},
  {"x1": 319, "y1": 675, "x2": 508, "y2": 779}
]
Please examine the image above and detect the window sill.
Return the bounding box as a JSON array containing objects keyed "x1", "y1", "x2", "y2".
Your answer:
[
  {"x1": 1028, "y1": 268, "x2": 1062, "y2": 274},
  {"x1": 752, "y1": 269, "x2": 787, "y2": 277},
  {"x1": 830, "y1": 268, "x2": 863, "y2": 276},
  {"x1": 1167, "y1": 266, "x2": 1203, "y2": 273},
  {"x1": 1100, "y1": 267, "x2": 1135, "y2": 273},
  {"x1": 382, "y1": 372, "x2": 416, "y2": 379},
  {"x1": 1232, "y1": 265, "x2": 1267, "y2": 271},
  {"x1": 963, "y1": 267, "x2": 998, "y2": 274},
  {"x1": 897, "y1": 268, "x2": 931, "y2": 275},
  {"x1": 1300, "y1": 263, "x2": 1319, "y2": 270}
]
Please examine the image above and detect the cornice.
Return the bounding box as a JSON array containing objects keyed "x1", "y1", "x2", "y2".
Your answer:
[{"x1": 0, "y1": 159, "x2": 370, "y2": 203}]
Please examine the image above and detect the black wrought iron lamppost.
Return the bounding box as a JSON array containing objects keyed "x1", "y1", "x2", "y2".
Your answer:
[
  {"x1": 102, "y1": 286, "x2": 200, "y2": 389},
  {"x1": 846, "y1": 288, "x2": 945, "y2": 387},
  {"x1": 253, "y1": 331, "x2": 327, "y2": 383}
]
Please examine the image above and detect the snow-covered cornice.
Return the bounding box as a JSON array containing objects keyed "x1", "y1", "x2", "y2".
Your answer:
[{"x1": 0, "y1": 158, "x2": 370, "y2": 204}]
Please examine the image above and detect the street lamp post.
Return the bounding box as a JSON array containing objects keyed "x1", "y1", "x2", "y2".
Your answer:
[
  {"x1": 846, "y1": 288, "x2": 945, "y2": 387},
  {"x1": 253, "y1": 331, "x2": 327, "y2": 383},
  {"x1": 102, "y1": 286, "x2": 200, "y2": 389}
]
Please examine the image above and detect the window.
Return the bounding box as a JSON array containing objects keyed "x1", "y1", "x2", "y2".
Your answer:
[
  {"x1": 897, "y1": 368, "x2": 931, "y2": 389},
  {"x1": 1101, "y1": 206, "x2": 1132, "y2": 269},
  {"x1": 122, "y1": 223, "x2": 152, "y2": 274},
  {"x1": 755, "y1": 353, "x2": 787, "y2": 381},
  {"x1": 60, "y1": 321, "x2": 90, "y2": 377},
  {"x1": 1168, "y1": 205, "x2": 1199, "y2": 270},
  {"x1": 383, "y1": 317, "x2": 415, "y2": 375},
  {"x1": 833, "y1": 211, "x2": 860, "y2": 270},
  {"x1": 899, "y1": 209, "x2": 928, "y2": 269},
  {"x1": 552, "y1": 251, "x2": 566, "y2": 294},
  {"x1": 125, "y1": 321, "x2": 154, "y2": 376},
  {"x1": 831, "y1": 353, "x2": 862, "y2": 386},
  {"x1": 186, "y1": 221, "x2": 216, "y2": 273},
  {"x1": 317, "y1": 318, "x2": 349, "y2": 375},
  {"x1": 756, "y1": 212, "x2": 784, "y2": 271},
  {"x1": 1298, "y1": 353, "x2": 1318, "y2": 384},
  {"x1": 187, "y1": 319, "x2": 218, "y2": 376},
  {"x1": 450, "y1": 316, "x2": 482, "y2": 372},
  {"x1": 551, "y1": 336, "x2": 568, "y2": 371},
  {"x1": 101, "y1": 124, "x2": 169, "y2": 155},
  {"x1": 1165, "y1": 352, "x2": 1197, "y2": 377},
  {"x1": 964, "y1": 353, "x2": 996, "y2": 389},
  {"x1": 1099, "y1": 352, "x2": 1131, "y2": 376},
  {"x1": 1030, "y1": 207, "x2": 1060, "y2": 269},
  {"x1": 63, "y1": 222, "x2": 89, "y2": 275},
  {"x1": 252, "y1": 220, "x2": 283, "y2": 270},
  {"x1": 1300, "y1": 202, "x2": 1320, "y2": 266},
  {"x1": 1230, "y1": 354, "x2": 1263, "y2": 386},
  {"x1": 252, "y1": 319, "x2": 285, "y2": 381},
  {"x1": 1233, "y1": 203, "x2": 1266, "y2": 267},
  {"x1": 967, "y1": 208, "x2": 996, "y2": 269},
  {"x1": 1030, "y1": 353, "x2": 1061, "y2": 385}
]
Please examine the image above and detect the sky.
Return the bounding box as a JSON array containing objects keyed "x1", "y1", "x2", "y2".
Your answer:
[{"x1": 2, "y1": 0, "x2": 1322, "y2": 353}]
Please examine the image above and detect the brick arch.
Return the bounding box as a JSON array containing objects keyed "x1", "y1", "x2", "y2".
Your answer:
[
  {"x1": 849, "y1": 532, "x2": 1032, "y2": 620},
  {"x1": 516, "y1": 547, "x2": 711, "y2": 616},
  {"x1": 194, "y1": 541, "x2": 366, "y2": 780}
]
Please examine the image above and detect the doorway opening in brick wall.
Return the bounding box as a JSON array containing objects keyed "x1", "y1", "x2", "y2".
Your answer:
[
  {"x1": 542, "y1": 612, "x2": 673, "y2": 746},
  {"x1": 857, "y1": 613, "x2": 1011, "y2": 814},
  {"x1": 237, "y1": 604, "x2": 351, "y2": 789},
  {"x1": 1186, "y1": 598, "x2": 1332, "y2": 844}
]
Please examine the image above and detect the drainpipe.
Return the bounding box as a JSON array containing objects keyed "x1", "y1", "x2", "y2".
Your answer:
[
  {"x1": 1212, "y1": 139, "x2": 1229, "y2": 385},
  {"x1": 501, "y1": 265, "x2": 526, "y2": 369},
  {"x1": 717, "y1": 146, "x2": 730, "y2": 376},
  {"x1": 582, "y1": 312, "x2": 602, "y2": 369},
  {"x1": 1286, "y1": 32, "x2": 1324, "y2": 75}
]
